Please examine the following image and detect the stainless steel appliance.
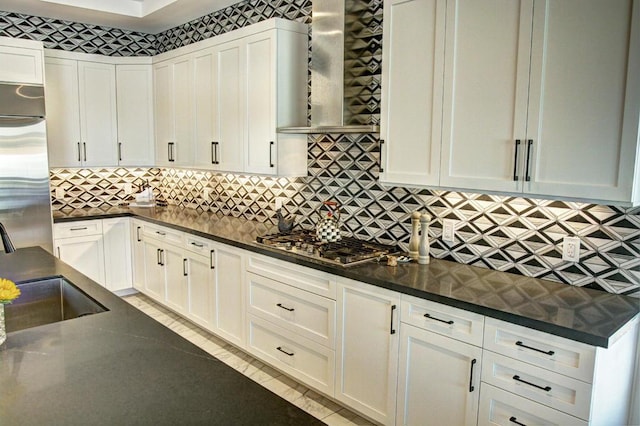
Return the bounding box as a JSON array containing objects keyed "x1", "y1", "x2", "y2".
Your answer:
[
  {"x1": 256, "y1": 229, "x2": 399, "y2": 267},
  {"x1": 0, "y1": 83, "x2": 53, "y2": 253}
]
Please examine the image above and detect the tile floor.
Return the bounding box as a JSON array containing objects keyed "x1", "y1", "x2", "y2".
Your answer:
[{"x1": 123, "y1": 293, "x2": 375, "y2": 426}]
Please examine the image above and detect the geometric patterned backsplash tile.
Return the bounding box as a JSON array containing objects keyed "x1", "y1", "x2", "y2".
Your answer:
[
  {"x1": 49, "y1": 134, "x2": 640, "y2": 298},
  {"x1": 0, "y1": 11, "x2": 156, "y2": 56}
]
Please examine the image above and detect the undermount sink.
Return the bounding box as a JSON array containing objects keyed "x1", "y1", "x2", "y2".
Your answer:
[{"x1": 4, "y1": 278, "x2": 108, "y2": 333}]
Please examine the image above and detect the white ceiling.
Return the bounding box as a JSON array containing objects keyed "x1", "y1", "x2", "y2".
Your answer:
[{"x1": 0, "y1": 0, "x2": 239, "y2": 33}]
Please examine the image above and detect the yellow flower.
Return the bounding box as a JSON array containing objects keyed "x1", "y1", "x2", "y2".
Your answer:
[{"x1": 0, "y1": 278, "x2": 20, "y2": 304}]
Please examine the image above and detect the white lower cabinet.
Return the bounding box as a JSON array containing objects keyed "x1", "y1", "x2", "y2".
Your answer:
[
  {"x1": 162, "y1": 243, "x2": 188, "y2": 314},
  {"x1": 335, "y1": 278, "x2": 400, "y2": 426},
  {"x1": 55, "y1": 231, "x2": 105, "y2": 286},
  {"x1": 131, "y1": 220, "x2": 146, "y2": 291},
  {"x1": 102, "y1": 218, "x2": 132, "y2": 292}
]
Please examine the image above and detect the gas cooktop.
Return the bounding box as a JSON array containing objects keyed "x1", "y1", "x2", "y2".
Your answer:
[{"x1": 256, "y1": 229, "x2": 400, "y2": 266}]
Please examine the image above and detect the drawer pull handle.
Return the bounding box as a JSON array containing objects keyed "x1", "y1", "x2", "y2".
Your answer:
[
  {"x1": 424, "y1": 313, "x2": 454, "y2": 325},
  {"x1": 515, "y1": 340, "x2": 555, "y2": 356},
  {"x1": 276, "y1": 303, "x2": 295, "y2": 312},
  {"x1": 276, "y1": 346, "x2": 294, "y2": 357},
  {"x1": 155, "y1": 231, "x2": 166, "y2": 236},
  {"x1": 70, "y1": 227, "x2": 88, "y2": 231},
  {"x1": 509, "y1": 416, "x2": 526, "y2": 426},
  {"x1": 190, "y1": 242, "x2": 204, "y2": 248},
  {"x1": 390, "y1": 304, "x2": 397, "y2": 335},
  {"x1": 468, "y1": 358, "x2": 476, "y2": 392},
  {"x1": 512, "y1": 375, "x2": 552, "y2": 392}
]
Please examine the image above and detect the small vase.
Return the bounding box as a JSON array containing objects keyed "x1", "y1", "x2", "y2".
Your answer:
[{"x1": 0, "y1": 303, "x2": 6, "y2": 346}]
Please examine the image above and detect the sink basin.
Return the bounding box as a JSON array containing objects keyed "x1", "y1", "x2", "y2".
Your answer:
[{"x1": 4, "y1": 278, "x2": 108, "y2": 332}]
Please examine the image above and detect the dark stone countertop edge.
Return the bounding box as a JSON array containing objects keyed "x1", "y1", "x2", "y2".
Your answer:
[{"x1": 52, "y1": 208, "x2": 640, "y2": 348}]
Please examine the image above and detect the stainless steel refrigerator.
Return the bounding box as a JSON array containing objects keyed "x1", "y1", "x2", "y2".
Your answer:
[{"x1": 0, "y1": 83, "x2": 53, "y2": 253}]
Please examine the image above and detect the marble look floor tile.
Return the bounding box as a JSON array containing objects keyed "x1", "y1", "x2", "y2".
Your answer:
[{"x1": 123, "y1": 294, "x2": 372, "y2": 425}]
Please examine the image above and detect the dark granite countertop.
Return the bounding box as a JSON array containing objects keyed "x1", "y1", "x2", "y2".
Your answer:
[
  {"x1": 0, "y1": 247, "x2": 324, "y2": 426},
  {"x1": 53, "y1": 206, "x2": 640, "y2": 348}
]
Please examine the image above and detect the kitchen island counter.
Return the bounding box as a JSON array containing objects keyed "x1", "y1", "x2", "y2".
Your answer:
[
  {"x1": 53, "y1": 206, "x2": 640, "y2": 348},
  {"x1": 0, "y1": 247, "x2": 324, "y2": 426}
]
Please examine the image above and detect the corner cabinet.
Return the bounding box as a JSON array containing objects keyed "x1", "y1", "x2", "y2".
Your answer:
[
  {"x1": 335, "y1": 278, "x2": 400, "y2": 426},
  {"x1": 382, "y1": 0, "x2": 640, "y2": 205},
  {"x1": 152, "y1": 18, "x2": 308, "y2": 176}
]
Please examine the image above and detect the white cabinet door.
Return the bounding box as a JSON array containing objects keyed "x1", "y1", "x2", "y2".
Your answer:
[
  {"x1": 116, "y1": 64, "x2": 155, "y2": 166},
  {"x1": 440, "y1": 0, "x2": 533, "y2": 193},
  {"x1": 45, "y1": 57, "x2": 82, "y2": 167},
  {"x1": 154, "y1": 57, "x2": 192, "y2": 166},
  {"x1": 396, "y1": 324, "x2": 482, "y2": 426},
  {"x1": 0, "y1": 42, "x2": 44, "y2": 84},
  {"x1": 244, "y1": 31, "x2": 277, "y2": 175},
  {"x1": 131, "y1": 220, "x2": 145, "y2": 291},
  {"x1": 335, "y1": 278, "x2": 400, "y2": 426},
  {"x1": 55, "y1": 234, "x2": 105, "y2": 286},
  {"x1": 77, "y1": 61, "x2": 118, "y2": 167},
  {"x1": 163, "y1": 243, "x2": 188, "y2": 314},
  {"x1": 142, "y1": 237, "x2": 165, "y2": 301},
  {"x1": 213, "y1": 243, "x2": 245, "y2": 347},
  {"x1": 380, "y1": 0, "x2": 445, "y2": 187},
  {"x1": 524, "y1": 0, "x2": 639, "y2": 202},
  {"x1": 102, "y1": 218, "x2": 132, "y2": 292},
  {"x1": 193, "y1": 43, "x2": 245, "y2": 172},
  {"x1": 185, "y1": 250, "x2": 215, "y2": 330}
]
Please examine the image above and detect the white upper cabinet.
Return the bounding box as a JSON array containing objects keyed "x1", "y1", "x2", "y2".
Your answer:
[
  {"x1": 152, "y1": 18, "x2": 308, "y2": 176},
  {"x1": 0, "y1": 37, "x2": 44, "y2": 84},
  {"x1": 384, "y1": 0, "x2": 640, "y2": 205},
  {"x1": 77, "y1": 61, "x2": 119, "y2": 167},
  {"x1": 153, "y1": 56, "x2": 193, "y2": 166},
  {"x1": 116, "y1": 65, "x2": 155, "y2": 166},
  {"x1": 380, "y1": 0, "x2": 445, "y2": 187},
  {"x1": 193, "y1": 42, "x2": 245, "y2": 172}
]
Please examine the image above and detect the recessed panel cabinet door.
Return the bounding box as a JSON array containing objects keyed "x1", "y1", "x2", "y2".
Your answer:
[
  {"x1": 440, "y1": 0, "x2": 533, "y2": 193},
  {"x1": 185, "y1": 252, "x2": 215, "y2": 330},
  {"x1": 213, "y1": 244, "x2": 245, "y2": 347},
  {"x1": 380, "y1": 0, "x2": 445, "y2": 187},
  {"x1": 153, "y1": 61, "x2": 174, "y2": 166},
  {"x1": 525, "y1": 0, "x2": 639, "y2": 202},
  {"x1": 77, "y1": 61, "x2": 118, "y2": 167},
  {"x1": 55, "y1": 234, "x2": 105, "y2": 286},
  {"x1": 45, "y1": 57, "x2": 81, "y2": 167}
]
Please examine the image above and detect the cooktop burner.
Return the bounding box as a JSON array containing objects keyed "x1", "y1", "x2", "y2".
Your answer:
[{"x1": 256, "y1": 229, "x2": 400, "y2": 266}]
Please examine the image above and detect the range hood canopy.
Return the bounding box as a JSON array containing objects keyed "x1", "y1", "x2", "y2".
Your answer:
[{"x1": 277, "y1": 0, "x2": 380, "y2": 134}]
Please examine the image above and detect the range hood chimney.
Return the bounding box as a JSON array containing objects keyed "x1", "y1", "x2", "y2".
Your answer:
[{"x1": 277, "y1": 0, "x2": 380, "y2": 134}]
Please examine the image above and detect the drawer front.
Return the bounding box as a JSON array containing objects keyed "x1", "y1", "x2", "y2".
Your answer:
[
  {"x1": 481, "y1": 351, "x2": 592, "y2": 420},
  {"x1": 247, "y1": 315, "x2": 335, "y2": 396},
  {"x1": 248, "y1": 272, "x2": 336, "y2": 349},
  {"x1": 142, "y1": 223, "x2": 184, "y2": 246},
  {"x1": 478, "y1": 383, "x2": 587, "y2": 426},
  {"x1": 54, "y1": 220, "x2": 103, "y2": 238},
  {"x1": 484, "y1": 318, "x2": 596, "y2": 383},
  {"x1": 401, "y1": 294, "x2": 485, "y2": 346},
  {"x1": 184, "y1": 233, "x2": 213, "y2": 255},
  {"x1": 247, "y1": 253, "x2": 336, "y2": 299}
]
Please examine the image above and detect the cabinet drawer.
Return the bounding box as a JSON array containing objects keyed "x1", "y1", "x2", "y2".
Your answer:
[
  {"x1": 247, "y1": 315, "x2": 335, "y2": 396},
  {"x1": 481, "y1": 351, "x2": 592, "y2": 420},
  {"x1": 401, "y1": 294, "x2": 484, "y2": 346},
  {"x1": 247, "y1": 253, "x2": 336, "y2": 299},
  {"x1": 247, "y1": 272, "x2": 335, "y2": 349},
  {"x1": 54, "y1": 220, "x2": 102, "y2": 239},
  {"x1": 478, "y1": 383, "x2": 587, "y2": 426},
  {"x1": 184, "y1": 233, "x2": 213, "y2": 255},
  {"x1": 141, "y1": 223, "x2": 184, "y2": 246},
  {"x1": 484, "y1": 318, "x2": 596, "y2": 383}
]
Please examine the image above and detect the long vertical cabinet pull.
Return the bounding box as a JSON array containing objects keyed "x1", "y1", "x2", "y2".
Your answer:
[
  {"x1": 77, "y1": 142, "x2": 81, "y2": 162},
  {"x1": 210, "y1": 249, "x2": 215, "y2": 269},
  {"x1": 168, "y1": 142, "x2": 175, "y2": 162},
  {"x1": 183, "y1": 258, "x2": 188, "y2": 276},
  {"x1": 118, "y1": 143, "x2": 123, "y2": 161},
  {"x1": 211, "y1": 142, "x2": 216, "y2": 164},
  {"x1": 83, "y1": 143, "x2": 87, "y2": 162},
  {"x1": 57, "y1": 246, "x2": 61, "y2": 258},
  {"x1": 379, "y1": 139, "x2": 385, "y2": 173},
  {"x1": 156, "y1": 248, "x2": 161, "y2": 265},
  {"x1": 269, "y1": 141, "x2": 275, "y2": 168},
  {"x1": 213, "y1": 142, "x2": 219, "y2": 165},
  {"x1": 136, "y1": 226, "x2": 141, "y2": 242},
  {"x1": 389, "y1": 304, "x2": 397, "y2": 335},
  {"x1": 468, "y1": 359, "x2": 477, "y2": 392},
  {"x1": 513, "y1": 139, "x2": 521, "y2": 181},
  {"x1": 524, "y1": 140, "x2": 533, "y2": 181}
]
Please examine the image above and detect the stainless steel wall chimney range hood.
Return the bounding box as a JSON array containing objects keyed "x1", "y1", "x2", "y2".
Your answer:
[{"x1": 277, "y1": 0, "x2": 380, "y2": 134}]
